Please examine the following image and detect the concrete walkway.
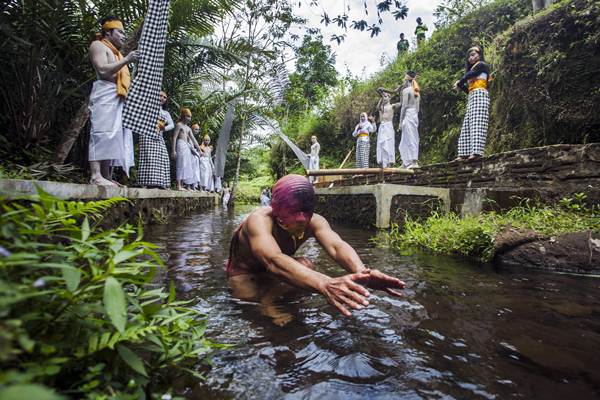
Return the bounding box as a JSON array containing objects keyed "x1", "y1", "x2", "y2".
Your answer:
[{"x1": 0, "y1": 179, "x2": 218, "y2": 202}]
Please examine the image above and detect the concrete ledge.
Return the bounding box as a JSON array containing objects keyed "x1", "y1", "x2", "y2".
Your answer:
[
  {"x1": 316, "y1": 183, "x2": 450, "y2": 228},
  {"x1": 0, "y1": 179, "x2": 218, "y2": 202}
]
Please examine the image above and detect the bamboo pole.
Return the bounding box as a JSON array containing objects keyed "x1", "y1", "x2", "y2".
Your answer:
[{"x1": 307, "y1": 167, "x2": 414, "y2": 176}]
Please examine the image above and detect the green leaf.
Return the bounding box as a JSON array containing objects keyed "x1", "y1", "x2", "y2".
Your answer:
[
  {"x1": 62, "y1": 266, "x2": 81, "y2": 292},
  {"x1": 0, "y1": 384, "x2": 65, "y2": 400},
  {"x1": 113, "y1": 250, "x2": 139, "y2": 265},
  {"x1": 81, "y1": 217, "x2": 90, "y2": 241},
  {"x1": 168, "y1": 280, "x2": 176, "y2": 304},
  {"x1": 103, "y1": 277, "x2": 127, "y2": 333},
  {"x1": 117, "y1": 345, "x2": 148, "y2": 377}
]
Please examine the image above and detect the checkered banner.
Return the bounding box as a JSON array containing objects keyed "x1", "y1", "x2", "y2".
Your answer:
[{"x1": 123, "y1": 0, "x2": 170, "y2": 135}]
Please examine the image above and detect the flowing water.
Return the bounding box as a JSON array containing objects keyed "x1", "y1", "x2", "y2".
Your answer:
[{"x1": 146, "y1": 206, "x2": 600, "y2": 399}]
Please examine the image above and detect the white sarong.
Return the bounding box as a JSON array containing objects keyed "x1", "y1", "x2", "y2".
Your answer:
[
  {"x1": 308, "y1": 155, "x2": 319, "y2": 183},
  {"x1": 88, "y1": 80, "x2": 134, "y2": 176},
  {"x1": 186, "y1": 152, "x2": 201, "y2": 186},
  {"x1": 199, "y1": 156, "x2": 214, "y2": 190},
  {"x1": 376, "y1": 121, "x2": 395, "y2": 167},
  {"x1": 399, "y1": 108, "x2": 419, "y2": 167},
  {"x1": 176, "y1": 139, "x2": 194, "y2": 181}
]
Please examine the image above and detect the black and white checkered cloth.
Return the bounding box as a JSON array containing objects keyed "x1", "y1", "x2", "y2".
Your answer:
[
  {"x1": 356, "y1": 139, "x2": 370, "y2": 168},
  {"x1": 137, "y1": 133, "x2": 171, "y2": 187},
  {"x1": 123, "y1": 0, "x2": 170, "y2": 135},
  {"x1": 458, "y1": 88, "x2": 490, "y2": 157}
]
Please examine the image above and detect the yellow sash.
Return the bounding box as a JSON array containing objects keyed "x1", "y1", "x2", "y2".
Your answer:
[
  {"x1": 100, "y1": 39, "x2": 130, "y2": 98},
  {"x1": 357, "y1": 133, "x2": 369, "y2": 138}
]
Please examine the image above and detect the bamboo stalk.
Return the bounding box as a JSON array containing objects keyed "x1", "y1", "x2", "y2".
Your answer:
[{"x1": 307, "y1": 167, "x2": 414, "y2": 176}]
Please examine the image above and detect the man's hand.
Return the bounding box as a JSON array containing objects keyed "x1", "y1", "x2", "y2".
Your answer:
[
  {"x1": 318, "y1": 272, "x2": 372, "y2": 316},
  {"x1": 126, "y1": 50, "x2": 140, "y2": 63},
  {"x1": 171, "y1": 151, "x2": 177, "y2": 159},
  {"x1": 353, "y1": 269, "x2": 406, "y2": 297}
]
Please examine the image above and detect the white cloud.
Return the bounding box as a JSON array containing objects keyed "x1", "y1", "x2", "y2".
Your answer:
[{"x1": 288, "y1": 0, "x2": 441, "y2": 78}]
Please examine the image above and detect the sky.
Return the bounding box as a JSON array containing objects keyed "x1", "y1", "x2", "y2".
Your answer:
[{"x1": 289, "y1": 0, "x2": 440, "y2": 79}]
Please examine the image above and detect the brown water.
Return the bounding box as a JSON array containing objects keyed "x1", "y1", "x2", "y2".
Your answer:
[{"x1": 146, "y1": 206, "x2": 600, "y2": 399}]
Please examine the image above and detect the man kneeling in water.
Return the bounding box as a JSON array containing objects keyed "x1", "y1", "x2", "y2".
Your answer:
[{"x1": 226, "y1": 174, "x2": 406, "y2": 323}]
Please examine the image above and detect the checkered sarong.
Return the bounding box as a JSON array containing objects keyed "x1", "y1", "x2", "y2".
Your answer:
[
  {"x1": 355, "y1": 138, "x2": 370, "y2": 168},
  {"x1": 122, "y1": 0, "x2": 170, "y2": 135},
  {"x1": 458, "y1": 88, "x2": 490, "y2": 157},
  {"x1": 137, "y1": 133, "x2": 170, "y2": 187}
]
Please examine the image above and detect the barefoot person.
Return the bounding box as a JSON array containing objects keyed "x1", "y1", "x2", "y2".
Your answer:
[
  {"x1": 137, "y1": 90, "x2": 172, "y2": 188},
  {"x1": 352, "y1": 112, "x2": 376, "y2": 168},
  {"x1": 308, "y1": 135, "x2": 320, "y2": 184},
  {"x1": 453, "y1": 45, "x2": 490, "y2": 161},
  {"x1": 398, "y1": 71, "x2": 421, "y2": 169},
  {"x1": 199, "y1": 134, "x2": 215, "y2": 191},
  {"x1": 88, "y1": 16, "x2": 139, "y2": 186},
  {"x1": 171, "y1": 108, "x2": 195, "y2": 191},
  {"x1": 226, "y1": 174, "x2": 406, "y2": 323},
  {"x1": 376, "y1": 88, "x2": 401, "y2": 168}
]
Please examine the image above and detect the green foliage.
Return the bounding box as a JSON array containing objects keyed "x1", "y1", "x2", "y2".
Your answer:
[
  {"x1": 236, "y1": 175, "x2": 274, "y2": 204},
  {"x1": 0, "y1": 190, "x2": 219, "y2": 398},
  {"x1": 379, "y1": 194, "x2": 600, "y2": 262},
  {"x1": 487, "y1": 0, "x2": 600, "y2": 152}
]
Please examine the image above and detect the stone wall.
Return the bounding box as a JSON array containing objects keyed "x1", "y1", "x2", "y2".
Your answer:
[
  {"x1": 317, "y1": 144, "x2": 600, "y2": 211},
  {"x1": 0, "y1": 179, "x2": 218, "y2": 228},
  {"x1": 390, "y1": 195, "x2": 444, "y2": 228},
  {"x1": 315, "y1": 194, "x2": 376, "y2": 228}
]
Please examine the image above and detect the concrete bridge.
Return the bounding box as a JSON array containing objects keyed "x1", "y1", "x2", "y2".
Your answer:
[{"x1": 309, "y1": 144, "x2": 600, "y2": 229}]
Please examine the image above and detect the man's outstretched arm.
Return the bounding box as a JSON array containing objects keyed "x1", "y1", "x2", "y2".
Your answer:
[
  {"x1": 311, "y1": 213, "x2": 406, "y2": 297},
  {"x1": 246, "y1": 214, "x2": 371, "y2": 316},
  {"x1": 310, "y1": 214, "x2": 367, "y2": 274}
]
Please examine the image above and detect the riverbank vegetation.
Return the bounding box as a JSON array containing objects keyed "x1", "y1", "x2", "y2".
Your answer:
[
  {"x1": 271, "y1": 0, "x2": 600, "y2": 170},
  {"x1": 0, "y1": 191, "x2": 219, "y2": 399},
  {"x1": 378, "y1": 194, "x2": 600, "y2": 261}
]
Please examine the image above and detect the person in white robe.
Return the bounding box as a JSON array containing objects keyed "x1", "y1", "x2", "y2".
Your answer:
[
  {"x1": 199, "y1": 135, "x2": 215, "y2": 191},
  {"x1": 376, "y1": 88, "x2": 401, "y2": 168},
  {"x1": 398, "y1": 71, "x2": 421, "y2": 169},
  {"x1": 171, "y1": 108, "x2": 195, "y2": 191},
  {"x1": 307, "y1": 136, "x2": 320, "y2": 184},
  {"x1": 88, "y1": 17, "x2": 139, "y2": 186}
]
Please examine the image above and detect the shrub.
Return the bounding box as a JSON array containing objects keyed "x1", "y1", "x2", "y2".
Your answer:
[{"x1": 0, "y1": 190, "x2": 219, "y2": 399}]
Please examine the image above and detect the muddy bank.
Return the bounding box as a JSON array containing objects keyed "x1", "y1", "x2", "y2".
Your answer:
[{"x1": 493, "y1": 228, "x2": 600, "y2": 274}]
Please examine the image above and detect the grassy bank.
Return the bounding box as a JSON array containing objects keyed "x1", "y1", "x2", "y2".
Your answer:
[
  {"x1": 0, "y1": 191, "x2": 220, "y2": 399},
  {"x1": 379, "y1": 195, "x2": 600, "y2": 262}
]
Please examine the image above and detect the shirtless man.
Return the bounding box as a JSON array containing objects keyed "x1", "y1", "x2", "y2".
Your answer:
[
  {"x1": 227, "y1": 174, "x2": 406, "y2": 324},
  {"x1": 88, "y1": 16, "x2": 139, "y2": 186},
  {"x1": 376, "y1": 88, "x2": 401, "y2": 168},
  {"x1": 171, "y1": 109, "x2": 195, "y2": 191}
]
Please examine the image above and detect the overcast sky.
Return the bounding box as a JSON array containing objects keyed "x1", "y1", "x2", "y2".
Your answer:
[{"x1": 289, "y1": 0, "x2": 440, "y2": 79}]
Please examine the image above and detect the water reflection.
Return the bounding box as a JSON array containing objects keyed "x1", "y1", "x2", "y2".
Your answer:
[{"x1": 145, "y1": 206, "x2": 600, "y2": 399}]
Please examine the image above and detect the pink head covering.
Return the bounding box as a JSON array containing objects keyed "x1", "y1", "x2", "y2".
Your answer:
[{"x1": 271, "y1": 174, "x2": 315, "y2": 226}]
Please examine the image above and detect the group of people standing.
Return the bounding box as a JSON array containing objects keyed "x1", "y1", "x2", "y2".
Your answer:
[
  {"x1": 86, "y1": 16, "x2": 221, "y2": 191},
  {"x1": 349, "y1": 45, "x2": 490, "y2": 170}
]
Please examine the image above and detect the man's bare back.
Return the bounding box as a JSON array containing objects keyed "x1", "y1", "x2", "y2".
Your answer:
[{"x1": 174, "y1": 122, "x2": 192, "y2": 142}]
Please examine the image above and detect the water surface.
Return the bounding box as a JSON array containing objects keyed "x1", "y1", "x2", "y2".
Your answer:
[{"x1": 146, "y1": 206, "x2": 600, "y2": 399}]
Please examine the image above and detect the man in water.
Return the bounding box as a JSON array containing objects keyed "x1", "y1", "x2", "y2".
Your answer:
[
  {"x1": 88, "y1": 16, "x2": 139, "y2": 186},
  {"x1": 227, "y1": 174, "x2": 406, "y2": 322}
]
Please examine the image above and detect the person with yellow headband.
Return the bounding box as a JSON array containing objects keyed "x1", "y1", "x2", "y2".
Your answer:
[
  {"x1": 137, "y1": 90, "x2": 172, "y2": 189},
  {"x1": 172, "y1": 108, "x2": 195, "y2": 191},
  {"x1": 453, "y1": 45, "x2": 491, "y2": 161},
  {"x1": 88, "y1": 16, "x2": 140, "y2": 186},
  {"x1": 185, "y1": 123, "x2": 203, "y2": 190},
  {"x1": 199, "y1": 134, "x2": 215, "y2": 192}
]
